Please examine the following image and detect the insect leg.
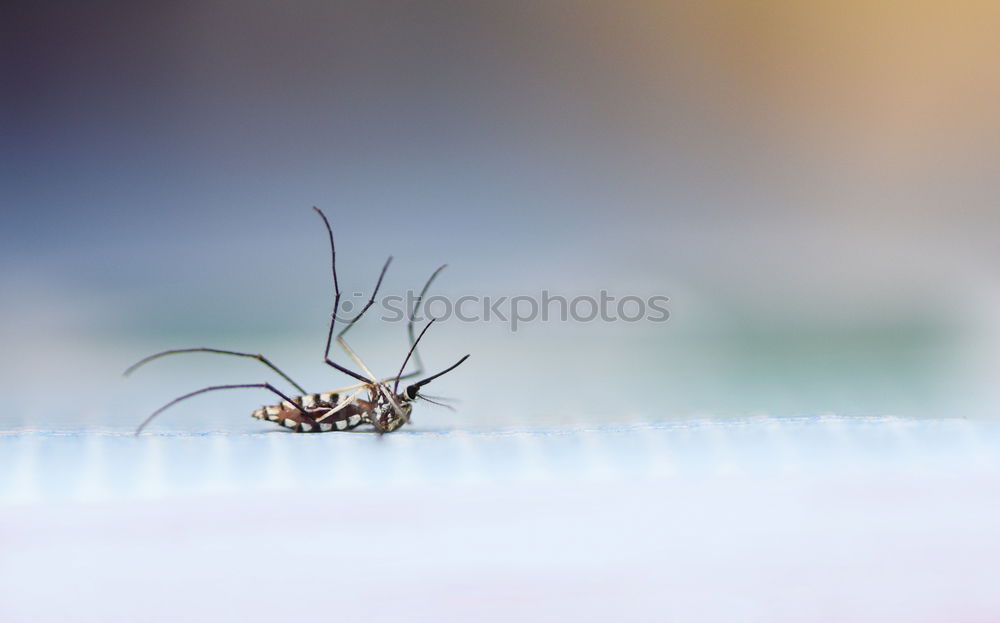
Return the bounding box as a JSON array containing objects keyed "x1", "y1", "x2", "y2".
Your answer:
[
  {"x1": 324, "y1": 371, "x2": 421, "y2": 396},
  {"x1": 403, "y1": 264, "x2": 447, "y2": 379},
  {"x1": 408, "y1": 355, "x2": 471, "y2": 390},
  {"x1": 135, "y1": 382, "x2": 315, "y2": 435},
  {"x1": 393, "y1": 318, "x2": 437, "y2": 392},
  {"x1": 336, "y1": 335, "x2": 378, "y2": 381},
  {"x1": 314, "y1": 388, "x2": 365, "y2": 422},
  {"x1": 322, "y1": 380, "x2": 370, "y2": 394},
  {"x1": 313, "y1": 206, "x2": 382, "y2": 384},
  {"x1": 328, "y1": 265, "x2": 446, "y2": 389},
  {"x1": 336, "y1": 335, "x2": 404, "y2": 415},
  {"x1": 335, "y1": 255, "x2": 392, "y2": 341},
  {"x1": 124, "y1": 348, "x2": 307, "y2": 394}
]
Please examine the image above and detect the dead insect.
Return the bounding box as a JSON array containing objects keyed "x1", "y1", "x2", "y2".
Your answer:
[{"x1": 125, "y1": 207, "x2": 469, "y2": 434}]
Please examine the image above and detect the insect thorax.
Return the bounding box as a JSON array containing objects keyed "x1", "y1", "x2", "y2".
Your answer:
[{"x1": 370, "y1": 384, "x2": 413, "y2": 433}]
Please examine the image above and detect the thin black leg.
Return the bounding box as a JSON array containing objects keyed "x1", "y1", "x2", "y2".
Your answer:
[
  {"x1": 313, "y1": 206, "x2": 380, "y2": 384},
  {"x1": 124, "y1": 348, "x2": 307, "y2": 394},
  {"x1": 394, "y1": 318, "x2": 437, "y2": 393},
  {"x1": 403, "y1": 264, "x2": 447, "y2": 379},
  {"x1": 335, "y1": 255, "x2": 392, "y2": 341},
  {"x1": 410, "y1": 354, "x2": 471, "y2": 391},
  {"x1": 135, "y1": 382, "x2": 314, "y2": 435}
]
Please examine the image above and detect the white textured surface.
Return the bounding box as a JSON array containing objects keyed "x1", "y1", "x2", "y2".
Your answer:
[{"x1": 2, "y1": 417, "x2": 999, "y2": 622}]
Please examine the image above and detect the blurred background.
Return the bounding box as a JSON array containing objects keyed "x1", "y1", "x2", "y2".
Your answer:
[
  {"x1": 4, "y1": 3, "x2": 1000, "y2": 621},
  {"x1": 3, "y1": 1, "x2": 1000, "y2": 427},
  {"x1": 3, "y1": 1, "x2": 999, "y2": 429}
]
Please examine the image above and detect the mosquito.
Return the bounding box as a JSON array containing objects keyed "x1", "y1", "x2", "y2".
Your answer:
[{"x1": 125, "y1": 206, "x2": 469, "y2": 435}]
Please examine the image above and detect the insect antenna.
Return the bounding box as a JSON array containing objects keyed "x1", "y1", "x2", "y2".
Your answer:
[
  {"x1": 135, "y1": 382, "x2": 313, "y2": 435},
  {"x1": 415, "y1": 394, "x2": 456, "y2": 411},
  {"x1": 417, "y1": 392, "x2": 459, "y2": 403},
  {"x1": 123, "y1": 348, "x2": 307, "y2": 395}
]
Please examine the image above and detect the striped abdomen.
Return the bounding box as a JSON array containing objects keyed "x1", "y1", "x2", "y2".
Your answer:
[{"x1": 252, "y1": 392, "x2": 372, "y2": 433}]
